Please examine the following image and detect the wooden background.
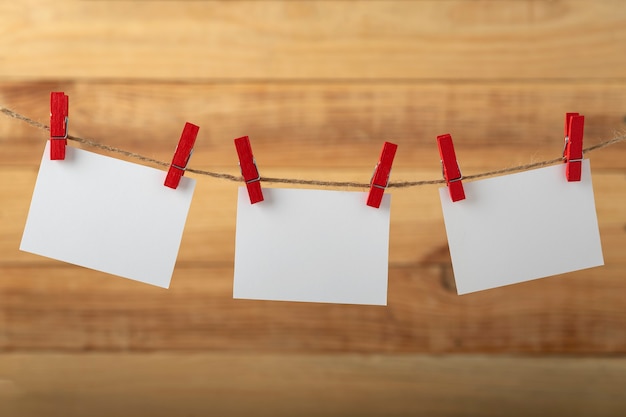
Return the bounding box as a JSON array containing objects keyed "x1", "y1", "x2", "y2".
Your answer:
[{"x1": 1, "y1": 1, "x2": 626, "y2": 415}]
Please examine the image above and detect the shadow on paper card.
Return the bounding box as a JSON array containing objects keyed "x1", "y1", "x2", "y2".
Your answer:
[
  {"x1": 233, "y1": 187, "x2": 391, "y2": 305},
  {"x1": 439, "y1": 159, "x2": 603, "y2": 295},
  {"x1": 20, "y1": 142, "x2": 195, "y2": 288}
]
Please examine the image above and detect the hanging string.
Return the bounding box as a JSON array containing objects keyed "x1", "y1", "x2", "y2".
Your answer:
[{"x1": 2, "y1": 106, "x2": 625, "y2": 188}]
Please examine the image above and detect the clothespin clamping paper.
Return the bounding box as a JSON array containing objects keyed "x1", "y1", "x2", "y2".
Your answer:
[
  {"x1": 50, "y1": 92, "x2": 69, "y2": 160},
  {"x1": 164, "y1": 122, "x2": 199, "y2": 189},
  {"x1": 563, "y1": 113, "x2": 585, "y2": 182},
  {"x1": 437, "y1": 134, "x2": 465, "y2": 202},
  {"x1": 367, "y1": 141, "x2": 398, "y2": 208},
  {"x1": 234, "y1": 136, "x2": 264, "y2": 204}
]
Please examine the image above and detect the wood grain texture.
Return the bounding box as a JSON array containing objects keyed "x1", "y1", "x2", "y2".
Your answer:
[
  {"x1": 1, "y1": 0, "x2": 626, "y2": 414},
  {"x1": 2, "y1": 82, "x2": 626, "y2": 168},
  {"x1": 1, "y1": 265, "x2": 625, "y2": 353},
  {"x1": 2, "y1": 354, "x2": 626, "y2": 417},
  {"x1": 1, "y1": 1, "x2": 626, "y2": 80},
  {"x1": 2, "y1": 167, "x2": 625, "y2": 266}
]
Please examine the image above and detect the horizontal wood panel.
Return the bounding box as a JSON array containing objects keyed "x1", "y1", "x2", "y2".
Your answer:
[
  {"x1": 1, "y1": 0, "x2": 625, "y2": 406},
  {"x1": 1, "y1": 265, "x2": 625, "y2": 353},
  {"x1": 2, "y1": 353, "x2": 626, "y2": 417},
  {"x1": 1, "y1": 82, "x2": 626, "y2": 168},
  {"x1": 2, "y1": 168, "x2": 624, "y2": 265},
  {"x1": 2, "y1": 1, "x2": 626, "y2": 81}
]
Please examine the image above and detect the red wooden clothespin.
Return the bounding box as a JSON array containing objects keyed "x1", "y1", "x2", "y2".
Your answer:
[
  {"x1": 437, "y1": 134, "x2": 465, "y2": 202},
  {"x1": 367, "y1": 141, "x2": 398, "y2": 208},
  {"x1": 234, "y1": 136, "x2": 264, "y2": 204},
  {"x1": 164, "y1": 122, "x2": 199, "y2": 189},
  {"x1": 50, "y1": 92, "x2": 69, "y2": 160},
  {"x1": 564, "y1": 112, "x2": 584, "y2": 182}
]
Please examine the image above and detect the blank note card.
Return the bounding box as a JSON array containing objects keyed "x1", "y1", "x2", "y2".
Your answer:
[
  {"x1": 439, "y1": 160, "x2": 603, "y2": 295},
  {"x1": 20, "y1": 142, "x2": 196, "y2": 288},
  {"x1": 233, "y1": 187, "x2": 391, "y2": 305}
]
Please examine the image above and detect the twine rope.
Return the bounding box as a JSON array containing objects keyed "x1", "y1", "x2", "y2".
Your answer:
[{"x1": 2, "y1": 106, "x2": 625, "y2": 188}]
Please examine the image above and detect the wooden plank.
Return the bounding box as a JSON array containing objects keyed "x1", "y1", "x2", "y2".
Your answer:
[
  {"x1": 1, "y1": 353, "x2": 626, "y2": 417},
  {"x1": 2, "y1": 167, "x2": 625, "y2": 265},
  {"x1": 2, "y1": 82, "x2": 626, "y2": 168},
  {"x1": 1, "y1": 1, "x2": 626, "y2": 80},
  {"x1": 1, "y1": 265, "x2": 625, "y2": 353}
]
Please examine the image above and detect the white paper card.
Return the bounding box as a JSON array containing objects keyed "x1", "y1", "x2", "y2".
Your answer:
[
  {"x1": 20, "y1": 142, "x2": 196, "y2": 288},
  {"x1": 439, "y1": 159, "x2": 603, "y2": 294},
  {"x1": 233, "y1": 187, "x2": 391, "y2": 305}
]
